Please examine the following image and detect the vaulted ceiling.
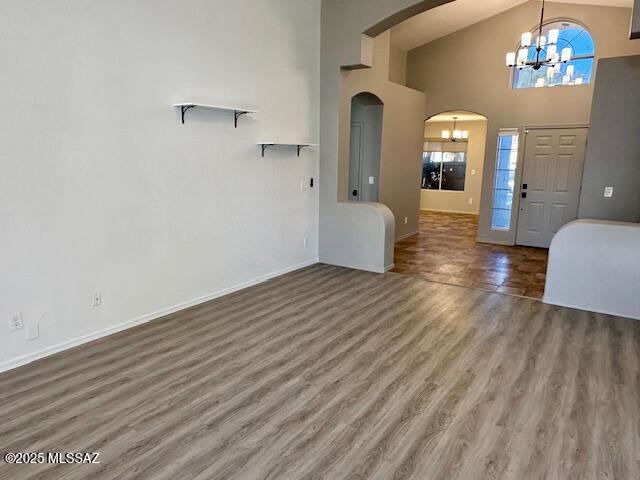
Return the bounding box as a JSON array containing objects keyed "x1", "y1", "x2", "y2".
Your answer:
[{"x1": 391, "y1": 0, "x2": 634, "y2": 51}]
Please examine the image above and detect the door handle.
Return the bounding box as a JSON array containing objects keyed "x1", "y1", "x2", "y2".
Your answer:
[
  {"x1": 522, "y1": 183, "x2": 528, "y2": 190},
  {"x1": 521, "y1": 192, "x2": 527, "y2": 199},
  {"x1": 352, "y1": 189, "x2": 358, "y2": 197}
]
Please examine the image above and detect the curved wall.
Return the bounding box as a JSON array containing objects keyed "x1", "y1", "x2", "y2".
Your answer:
[
  {"x1": 545, "y1": 220, "x2": 640, "y2": 320},
  {"x1": 319, "y1": 0, "x2": 453, "y2": 272}
]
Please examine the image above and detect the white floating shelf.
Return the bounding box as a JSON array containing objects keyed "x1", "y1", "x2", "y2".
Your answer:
[
  {"x1": 258, "y1": 142, "x2": 317, "y2": 157},
  {"x1": 173, "y1": 102, "x2": 258, "y2": 127}
]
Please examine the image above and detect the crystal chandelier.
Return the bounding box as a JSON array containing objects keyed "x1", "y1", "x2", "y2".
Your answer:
[{"x1": 505, "y1": 0, "x2": 574, "y2": 74}]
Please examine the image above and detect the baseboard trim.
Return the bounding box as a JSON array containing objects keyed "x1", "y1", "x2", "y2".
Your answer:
[
  {"x1": 476, "y1": 235, "x2": 515, "y2": 246},
  {"x1": 385, "y1": 263, "x2": 395, "y2": 272},
  {"x1": 395, "y1": 231, "x2": 418, "y2": 242},
  {"x1": 0, "y1": 258, "x2": 320, "y2": 374},
  {"x1": 421, "y1": 208, "x2": 479, "y2": 216},
  {"x1": 543, "y1": 297, "x2": 640, "y2": 321}
]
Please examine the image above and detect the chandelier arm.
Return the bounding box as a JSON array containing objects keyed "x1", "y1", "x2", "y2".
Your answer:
[{"x1": 535, "y1": 0, "x2": 546, "y2": 66}]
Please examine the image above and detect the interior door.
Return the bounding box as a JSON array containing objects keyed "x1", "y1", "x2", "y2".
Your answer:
[
  {"x1": 516, "y1": 128, "x2": 588, "y2": 248},
  {"x1": 349, "y1": 122, "x2": 363, "y2": 201}
]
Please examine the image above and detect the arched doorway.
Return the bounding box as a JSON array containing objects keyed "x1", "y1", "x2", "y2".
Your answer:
[
  {"x1": 348, "y1": 92, "x2": 384, "y2": 202},
  {"x1": 422, "y1": 110, "x2": 488, "y2": 215}
]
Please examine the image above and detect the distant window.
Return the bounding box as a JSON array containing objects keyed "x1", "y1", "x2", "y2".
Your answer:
[
  {"x1": 491, "y1": 131, "x2": 519, "y2": 230},
  {"x1": 513, "y1": 21, "x2": 595, "y2": 89},
  {"x1": 422, "y1": 141, "x2": 467, "y2": 191}
]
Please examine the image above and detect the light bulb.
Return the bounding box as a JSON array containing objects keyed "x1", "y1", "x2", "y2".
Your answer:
[
  {"x1": 554, "y1": 62, "x2": 562, "y2": 74},
  {"x1": 575, "y1": 77, "x2": 584, "y2": 85},
  {"x1": 546, "y1": 45, "x2": 557, "y2": 61},
  {"x1": 537, "y1": 35, "x2": 546, "y2": 48},
  {"x1": 442, "y1": 130, "x2": 450, "y2": 139},
  {"x1": 517, "y1": 48, "x2": 528, "y2": 65},
  {"x1": 548, "y1": 29, "x2": 560, "y2": 44},
  {"x1": 506, "y1": 52, "x2": 516, "y2": 66},
  {"x1": 562, "y1": 75, "x2": 571, "y2": 85},
  {"x1": 535, "y1": 77, "x2": 545, "y2": 88},
  {"x1": 462, "y1": 131, "x2": 469, "y2": 140},
  {"x1": 521, "y1": 32, "x2": 532, "y2": 47},
  {"x1": 566, "y1": 65, "x2": 575, "y2": 78},
  {"x1": 561, "y1": 47, "x2": 572, "y2": 62},
  {"x1": 453, "y1": 130, "x2": 462, "y2": 140},
  {"x1": 547, "y1": 67, "x2": 555, "y2": 79}
]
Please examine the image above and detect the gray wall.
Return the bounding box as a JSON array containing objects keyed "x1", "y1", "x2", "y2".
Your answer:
[
  {"x1": 545, "y1": 220, "x2": 640, "y2": 320},
  {"x1": 406, "y1": 1, "x2": 640, "y2": 244},
  {"x1": 389, "y1": 43, "x2": 408, "y2": 85},
  {"x1": 320, "y1": 0, "x2": 453, "y2": 272},
  {"x1": 578, "y1": 56, "x2": 640, "y2": 223},
  {"x1": 340, "y1": 32, "x2": 426, "y2": 241},
  {"x1": 632, "y1": 0, "x2": 640, "y2": 39}
]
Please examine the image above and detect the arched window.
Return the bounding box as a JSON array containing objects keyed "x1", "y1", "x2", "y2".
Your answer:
[{"x1": 513, "y1": 21, "x2": 595, "y2": 89}]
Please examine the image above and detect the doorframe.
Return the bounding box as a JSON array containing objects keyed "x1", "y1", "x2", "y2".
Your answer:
[
  {"x1": 349, "y1": 121, "x2": 365, "y2": 201},
  {"x1": 512, "y1": 124, "x2": 590, "y2": 246}
]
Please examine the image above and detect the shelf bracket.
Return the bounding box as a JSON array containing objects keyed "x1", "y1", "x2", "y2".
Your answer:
[
  {"x1": 234, "y1": 111, "x2": 248, "y2": 128},
  {"x1": 180, "y1": 105, "x2": 196, "y2": 125},
  {"x1": 297, "y1": 145, "x2": 309, "y2": 157},
  {"x1": 261, "y1": 144, "x2": 274, "y2": 157}
]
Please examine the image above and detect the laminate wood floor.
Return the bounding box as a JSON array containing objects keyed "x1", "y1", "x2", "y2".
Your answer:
[
  {"x1": 393, "y1": 211, "x2": 549, "y2": 299},
  {"x1": 1, "y1": 264, "x2": 639, "y2": 480}
]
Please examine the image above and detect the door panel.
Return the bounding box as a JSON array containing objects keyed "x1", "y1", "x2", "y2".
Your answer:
[
  {"x1": 516, "y1": 128, "x2": 587, "y2": 248},
  {"x1": 526, "y1": 202, "x2": 544, "y2": 232},
  {"x1": 554, "y1": 154, "x2": 572, "y2": 192},
  {"x1": 531, "y1": 154, "x2": 549, "y2": 191},
  {"x1": 549, "y1": 203, "x2": 568, "y2": 233}
]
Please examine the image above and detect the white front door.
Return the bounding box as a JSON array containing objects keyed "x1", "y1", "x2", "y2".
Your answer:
[{"x1": 516, "y1": 128, "x2": 588, "y2": 248}]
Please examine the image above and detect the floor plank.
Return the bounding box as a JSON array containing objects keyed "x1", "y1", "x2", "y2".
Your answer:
[{"x1": 1, "y1": 264, "x2": 638, "y2": 480}]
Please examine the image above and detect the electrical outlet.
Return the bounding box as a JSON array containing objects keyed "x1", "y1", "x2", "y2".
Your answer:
[
  {"x1": 25, "y1": 320, "x2": 39, "y2": 340},
  {"x1": 92, "y1": 292, "x2": 102, "y2": 307},
  {"x1": 303, "y1": 236, "x2": 308, "y2": 248},
  {"x1": 404, "y1": 217, "x2": 409, "y2": 225},
  {"x1": 9, "y1": 312, "x2": 23, "y2": 331},
  {"x1": 604, "y1": 186, "x2": 614, "y2": 198},
  {"x1": 471, "y1": 169, "x2": 476, "y2": 175},
  {"x1": 468, "y1": 198, "x2": 473, "y2": 205}
]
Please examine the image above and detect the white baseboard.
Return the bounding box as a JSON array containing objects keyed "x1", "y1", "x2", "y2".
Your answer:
[
  {"x1": 0, "y1": 258, "x2": 319, "y2": 374},
  {"x1": 385, "y1": 263, "x2": 395, "y2": 272},
  {"x1": 395, "y1": 231, "x2": 418, "y2": 242},
  {"x1": 543, "y1": 297, "x2": 640, "y2": 321},
  {"x1": 421, "y1": 208, "x2": 479, "y2": 216},
  {"x1": 475, "y1": 235, "x2": 514, "y2": 246}
]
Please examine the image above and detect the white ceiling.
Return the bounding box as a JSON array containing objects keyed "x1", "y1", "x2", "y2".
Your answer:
[
  {"x1": 427, "y1": 111, "x2": 488, "y2": 123},
  {"x1": 391, "y1": 0, "x2": 634, "y2": 51}
]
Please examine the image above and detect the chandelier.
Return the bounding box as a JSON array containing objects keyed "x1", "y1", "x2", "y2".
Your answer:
[
  {"x1": 505, "y1": 0, "x2": 574, "y2": 77},
  {"x1": 441, "y1": 117, "x2": 468, "y2": 142}
]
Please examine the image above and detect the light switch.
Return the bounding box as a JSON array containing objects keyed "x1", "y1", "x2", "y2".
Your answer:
[
  {"x1": 369, "y1": 176, "x2": 375, "y2": 185},
  {"x1": 604, "y1": 187, "x2": 614, "y2": 198}
]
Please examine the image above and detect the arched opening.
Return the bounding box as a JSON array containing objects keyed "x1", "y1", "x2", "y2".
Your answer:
[
  {"x1": 422, "y1": 111, "x2": 488, "y2": 216},
  {"x1": 348, "y1": 92, "x2": 384, "y2": 202},
  {"x1": 511, "y1": 19, "x2": 595, "y2": 89}
]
